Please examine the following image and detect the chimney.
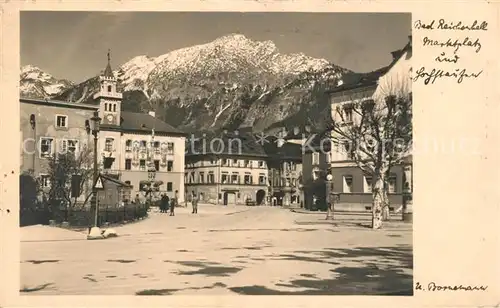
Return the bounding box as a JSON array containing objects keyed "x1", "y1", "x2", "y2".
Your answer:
[{"x1": 148, "y1": 111, "x2": 155, "y2": 118}]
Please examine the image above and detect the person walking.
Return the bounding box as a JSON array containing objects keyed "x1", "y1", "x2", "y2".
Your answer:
[
  {"x1": 191, "y1": 192, "x2": 198, "y2": 214},
  {"x1": 159, "y1": 194, "x2": 167, "y2": 213},
  {"x1": 170, "y1": 190, "x2": 178, "y2": 216}
]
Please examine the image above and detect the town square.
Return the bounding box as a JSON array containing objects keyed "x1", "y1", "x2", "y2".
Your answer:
[
  {"x1": 21, "y1": 205, "x2": 412, "y2": 295},
  {"x1": 19, "y1": 12, "x2": 413, "y2": 295}
]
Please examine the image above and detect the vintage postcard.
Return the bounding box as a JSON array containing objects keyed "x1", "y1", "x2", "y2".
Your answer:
[{"x1": 0, "y1": 1, "x2": 498, "y2": 307}]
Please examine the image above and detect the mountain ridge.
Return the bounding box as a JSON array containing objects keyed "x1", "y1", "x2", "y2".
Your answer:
[{"x1": 20, "y1": 34, "x2": 351, "y2": 133}]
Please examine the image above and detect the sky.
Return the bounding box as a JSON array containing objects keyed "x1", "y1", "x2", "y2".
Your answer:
[{"x1": 21, "y1": 12, "x2": 411, "y2": 83}]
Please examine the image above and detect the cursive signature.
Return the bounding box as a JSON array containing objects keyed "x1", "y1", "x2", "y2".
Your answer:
[
  {"x1": 413, "y1": 66, "x2": 482, "y2": 85},
  {"x1": 416, "y1": 282, "x2": 488, "y2": 291},
  {"x1": 414, "y1": 19, "x2": 488, "y2": 31}
]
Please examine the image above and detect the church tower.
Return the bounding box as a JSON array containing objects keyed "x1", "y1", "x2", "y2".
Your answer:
[{"x1": 93, "y1": 50, "x2": 122, "y2": 126}]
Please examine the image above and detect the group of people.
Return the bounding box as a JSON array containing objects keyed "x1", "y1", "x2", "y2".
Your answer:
[{"x1": 159, "y1": 190, "x2": 179, "y2": 216}]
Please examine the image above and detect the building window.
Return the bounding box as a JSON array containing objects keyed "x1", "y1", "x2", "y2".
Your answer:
[
  {"x1": 244, "y1": 173, "x2": 253, "y2": 185},
  {"x1": 113, "y1": 104, "x2": 117, "y2": 112},
  {"x1": 231, "y1": 173, "x2": 239, "y2": 184},
  {"x1": 222, "y1": 159, "x2": 228, "y2": 166},
  {"x1": 125, "y1": 159, "x2": 132, "y2": 170},
  {"x1": 388, "y1": 174, "x2": 397, "y2": 193},
  {"x1": 139, "y1": 159, "x2": 146, "y2": 170},
  {"x1": 167, "y1": 142, "x2": 174, "y2": 154},
  {"x1": 364, "y1": 176, "x2": 372, "y2": 193},
  {"x1": 67, "y1": 139, "x2": 78, "y2": 154},
  {"x1": 167, "y1": 182, "x2": 173, "y2": 192},
  {"x1": 154, "y1": 141, "x2": 160, "y2": 153},
  {"x1": 55, "y1": 115, "x2": 68, "y2": 128},
  {"x1": 312, "y1": 152, "x2": 319, "y2": 165},
  {"x1": 107, "y1": 85, "x2": 112, "y2": 92},
  {"x1": 221, "y1": 172, "x2": 229, "y2": 184},
  {"x1": 184, "y1": 172, "x2": 188, "y2": 183},
  {"x1": 190, "y1": 172, "x2": 195, "y2": 183},
  {"x1": 258, "y1": 173, "x2": 266, "y2": 185},
  {"x1": 167, "y1": 160, "x2": 173, "y2": 172},
  {"x1": 258, "y1": 161, "x2": 265, "y2": 168},
  {"x1": 139, "y1": 140, "x2": 147, "y2": 148},
  {"x1": 105, "y1": 103, "x2": 108, "y2": 111},
  {"x1": 232, "y1": 159, "x2": 238, "y2": 166},
  {"x1": 105, "y1": 138, "x2": 114, "y2": 152},
  {"x1": 343, "y1": 175, "x2": 353, "y2": 193},
  {"x1": 207, "y1": 172, "x2": 215, "y2": 183},
  {"x1": 312, "y1": 167, "x2": 320, "y2": 181},
  {"x1": 199, "y1": 172, "x2": 205, "y2": 183},
  {"x1": 39, "y1": 174, "x2": 50, "y2": 188},
  {"x1": 40, "y1": 137, "x2": 54, "y2": 158},
  {"x1": 125, "y1": 140, "x2": 132, "y2": 152},
  {"x1": 154, "y1": 160, "x2": 160, "y2": 171},
  {"x1": 210, "y1": 159, "x2": 216, "y2": 165},
  {"x1": 244, "y1": 160, "x2": 250, "y2": 168},
  {"x1": 343, "y1": 105, "x2": 353, "y2": 123}
]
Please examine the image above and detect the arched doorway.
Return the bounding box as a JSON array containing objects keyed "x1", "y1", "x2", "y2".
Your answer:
[{"x1": 256, "y1": 189, "x2": 266, "y2": 205}]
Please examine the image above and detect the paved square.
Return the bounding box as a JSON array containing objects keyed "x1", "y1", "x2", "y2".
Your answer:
[{"x1": 20, "y1": 205, "x2": 413, "y2": 295}]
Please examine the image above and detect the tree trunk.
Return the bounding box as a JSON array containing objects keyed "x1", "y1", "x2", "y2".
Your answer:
[
  {"x1": 371, "y1": 174, "x2": 385, "y2": 229},
  {"x1": 382, "y1": 187, "x2": 390, "y2": 221}
]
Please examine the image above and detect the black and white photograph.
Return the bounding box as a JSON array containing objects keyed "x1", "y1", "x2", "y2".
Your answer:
[{"x1": 19, "y1": 11, "x2": 413, "y2": 295}]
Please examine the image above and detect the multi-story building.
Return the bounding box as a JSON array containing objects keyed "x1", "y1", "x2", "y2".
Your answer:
[
  {"x1": 263, "y1": 136, "x2": 303, "y2": 207},
  {"x1": 90, "y1": 56, "x2": 186, "y2": 200},
  {"x1": 20, "y1": 98, "x2": 99, "y2": 198},
  {"x1": 184, "y1": 130, "x2": 269, "y2": 205},
  {"x1": 303, "y1": 37, "x2": 412, "y2": 212},
  {"x1": 20, "y1": 54, "x2": 186, "y2": 203}
]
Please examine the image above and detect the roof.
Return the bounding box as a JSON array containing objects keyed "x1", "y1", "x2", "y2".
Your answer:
[
  {"x1": 20, "y1": 97, "x2": 99, "y2": 111},
  {"x1": 103, "y1": 50, "x2": 114, "y2": 78},
  {"x1": 101, "y1": 173, "x2": 133, "y2": 188},
  {"x1": 186, "y1": 130, "x2": 268, "y2": 158},
  {"x1": 263, "y1": 136, "x2": 303, "y2": 160},
  {"x1": 327, "y1": 36, "x2": 412, "y2": 95},
  {"x1": 102, "y1": 111, "x2": 185, "y2": 136}
]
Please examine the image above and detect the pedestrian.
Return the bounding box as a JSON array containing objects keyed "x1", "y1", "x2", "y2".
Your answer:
[
  {"x1": 134, "y1": 193, "x2": 141, "y2": 205},
  {"x1": 159, "y1": 194, "x2": 165, "y2": 213},
  {"x1": 191, "y1": 192, "x2": 198, "y2": 214},
  {"x1": 170, "y1": 190, "x2": 178, "y2": 216},
  {"x1": 164, "y1": 194, "x2": 170, "y2": 213}
]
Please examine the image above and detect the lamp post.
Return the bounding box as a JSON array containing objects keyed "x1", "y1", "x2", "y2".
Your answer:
[
  {"x1": 146, "y1": 129, "x2": 156, "y2": 207},
  {"x1": 325, "y1": 173, "x2": 334, "y2": 220},
  {"x1": 87, "y1": 111, "x2": 102, "y2": 240}
]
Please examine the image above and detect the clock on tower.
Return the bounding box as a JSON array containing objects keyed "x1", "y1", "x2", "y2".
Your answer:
[{"x1": 105, "y1": 114, "x2": 116, "y2": 125}]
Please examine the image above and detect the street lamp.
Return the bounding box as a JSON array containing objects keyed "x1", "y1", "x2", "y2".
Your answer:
[
  {"x1": 87, "y1": 111, "x2": 102, "y2": 240},
  {"x1": 146, "y1": 129, "x2": 156, "y2": 207},
  {"x1": 325, "y1": 173, "x2": 334, "y2": 220}
]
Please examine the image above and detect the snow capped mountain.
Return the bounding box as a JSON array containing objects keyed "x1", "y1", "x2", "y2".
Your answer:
[
  {"x1": 20, "y1": 65, "x2": 73, "y2": 98},
  {"x1": 24, "y1": 34, "x2": 351, "y2": 132},
  {"x1": 118, "y1": 34, "x2": 332, "y2": 92}
]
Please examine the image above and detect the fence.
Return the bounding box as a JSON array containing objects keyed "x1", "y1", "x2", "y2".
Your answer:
[
  {"x1": 20, "y1": 204, "x2": 149, "y2": 227},
  {"x1": 58, "y1": 204, "x2": 149, "y2": 227}
]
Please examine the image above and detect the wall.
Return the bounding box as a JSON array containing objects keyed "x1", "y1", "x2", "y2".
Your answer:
[
  {"x1": 185, "y1": 183, "x2": 267, "y2": 205},
  {"x1": 185, "y1": 156, "x2": 269, "y2": 205},
  {"x1": 97, "y1": 131, "x2": 186, "y2": 201},
  {"x1": 20, "y1": 101, "x2": 97, "y2": 176}
]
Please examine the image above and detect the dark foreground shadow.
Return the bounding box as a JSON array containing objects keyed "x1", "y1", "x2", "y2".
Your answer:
[{"x1": 230, "y1": 245, "x2": 413, "y2": 295}]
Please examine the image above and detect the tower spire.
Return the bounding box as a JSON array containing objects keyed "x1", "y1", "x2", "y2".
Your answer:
[{"x1": 103, "y1": 48, "x2": 114, "y2": 78}]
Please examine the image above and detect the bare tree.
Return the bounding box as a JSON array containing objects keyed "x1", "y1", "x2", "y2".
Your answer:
[
  {"x1": 314, "y1": 76, "x2": 412, "y2": 229},
  {"x1": 46, "y1": 144, "x2": 96, "y2": 221}
]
